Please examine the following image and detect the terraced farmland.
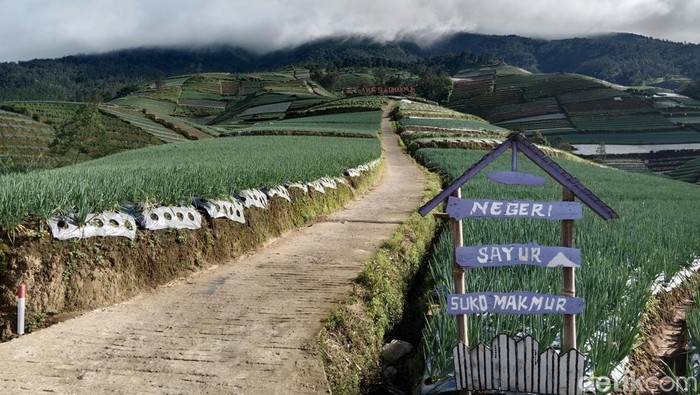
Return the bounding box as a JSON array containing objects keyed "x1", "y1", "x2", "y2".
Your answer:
[
  {"x1": 667, "y1": 156, "x2": 700, "y2": 184},
  {"x1": 110, "y1": 96, "x2": 178, "y2": 114},
  {"x1": 563, "y1": 97, "x2": 653, "y2": 115},
  {"x1": 0, "y1": 103, "x2": 164, "y2": 167},
  {"x1": 0, "y1": 109, "x2": 57, "y2": 172},
  {"x1": 400, "y1": 117, "x2": 510, "y2": 134},
  {"x1": 448, "y1": 68, "x2": 698, "y2": 147},
  {"x1": 397, "y1": 100, "x2": 485, "y2": 120},
  {"x1": 481, "y1": 98, "x2": 560, "y2": 123},
  {"x1": 569, "y1": 113, "x2": 679, "y2": 131},
  {"x1": 212, "y1": 92, "x2": 327, "y2": 125},
  {"x1": 1, "y1": 101, "x2": 85, "y2": 125},
  {"x1": 182, "y1": 75, "x2": 222, "y2": 94},
  {"x1": 101, "y1": 107, "x2": 187, "y2": 143},
  {"x1": 450, "y1": 75, "x2": 494, "y2": 101},
  {"x1": 223, "y1": 111, "x2": 382, "y2": 137},
  {"x1": 287, "y1": 96, "x2": 388, "y2": 117},
  {"x1": 558, "y1": 88, "x2": 633, "y2": 104},
  {"x1": 552, "y1": 130, "x2": 700, "y2": 144}
]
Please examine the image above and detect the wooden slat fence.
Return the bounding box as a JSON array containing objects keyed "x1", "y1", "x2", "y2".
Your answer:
[{"x1": 454, "y1": 334, "x2": 586, "y2": 394}]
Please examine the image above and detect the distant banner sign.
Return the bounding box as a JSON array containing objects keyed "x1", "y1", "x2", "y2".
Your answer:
[
  {"x1": 447, "y1": 291, "x2": 584, "y2": 315},
  {"x1": 446, "y1": 196, "x2": 582, "y2": 220},
  {"x1": 456, "y1": 243, "x2": 581, "y2": 268},
  {"x1": 343, "y1": 85, "x2": 416, "y2": 95}
]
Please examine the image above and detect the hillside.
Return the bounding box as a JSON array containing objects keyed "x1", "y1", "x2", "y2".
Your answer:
[
  {"x1": 431, "y1": 32, "x2": 700, "y2": 86},
  {"x1": 0, "y1": 71, "x2": 345, "y2": 171},
  {"x1": 0, "y1": 33, "x2": 698, "y2": 102},
  {"x1": 445, "y1": 64, "x2": 700, "y2": 181},
  {"x1": 448, "y1": 66, "x2": 700, "y2": 145},
  {"x1": 0, "y1": 102, "x2": 163, "y2": 172}
]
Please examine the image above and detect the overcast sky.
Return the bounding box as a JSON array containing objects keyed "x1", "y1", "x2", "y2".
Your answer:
[{"x1": 0, "y1": 0, "x2": 698, "y2": 62}]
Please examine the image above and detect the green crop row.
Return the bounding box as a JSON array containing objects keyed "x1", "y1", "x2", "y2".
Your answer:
[
  {"x1": 545, "y1": 129, "x2": 700, "y2": 144},
  {"x1": 101, "y1": 108, "x2": 186, "y2": 142},
  {"x1": 398, "y1": 100, "x2": 482, "y2": 120},
  {"x1": 400, "y1": 117, "x2": 510, "y2": 134},
  {"x1": 414, "y1": 147, "x2": 700, "y2": 380},
  {"x1": 109, "y1": 97, "x2": 178, "y2": 115},
  {"x1": 225, "y1": 111, "x2": 382, "y2": 136},
  {"x1": 668, "y1": 156, "x2": 700, "y2": 183},
  {"x1": 0, "y1": 135, "x2": 381, "y2": 232},
  {"x1": 570, "y1": 113, "x2": 676, "y2": 131},
  {"x1": 303, "y1": 96, "x2": 388, "y2": 112}
]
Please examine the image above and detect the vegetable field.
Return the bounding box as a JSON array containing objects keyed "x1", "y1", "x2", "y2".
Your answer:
[
  {"x1": 667, "y1": 156, "x2": 700, "y2": 184},
  {"x1": 415, "y1": 147, "x2": 700, "y2": 382},
  {"x1": 0, "y1": 136, "x2": 381, "y2": 232},
  {"x1": 0, "y1": 109, "x2": 57, "y2": 172},
  {"x1": 224, "y1": 111, "x2": 382, "y2": 137},
  {"x1": 447, "y1": 68, "x2": 700, "y2": 148}
]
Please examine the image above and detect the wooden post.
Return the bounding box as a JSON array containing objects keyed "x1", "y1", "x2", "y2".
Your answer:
[
  {"x1": 452, "y1": 188, "x2": 468, "y2": 346},
  {"x1": 561, "y1": 188, "x2": 576, "y2": 352}
]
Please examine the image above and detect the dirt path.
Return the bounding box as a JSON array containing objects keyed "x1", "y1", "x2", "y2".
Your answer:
[{"x1": 0, "y1": 104, "x2": 428, "y2": 394}]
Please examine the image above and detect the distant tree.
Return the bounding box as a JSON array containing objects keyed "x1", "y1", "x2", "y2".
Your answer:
[
  {"x1": 386, "y1": 74, "x2": 407, "y2": 86},
  {"x1": 155, "y1": 71, "x2": 166, "y2": 91},
  {"x1": 50, "y1": 101, "x2": 108, "y2": 164},
  {"x1": 528, "y1": 131, "x2": 549, "y2": 146},
  {"x1": 550, "y1": 137, "x2": 573, "y2": 152},
  {"x1": 373, "y1": 68, "x2": 388, "y2": 85},
  {"x1": 595, "y1": 143, "x2": 608, "y2": 157},
  {"x1": 596, "y1": 142, "x2": 607, "y2": 160},
  {"x1": 114, "y1": 84, "x2": 141, "y2": 99},
  {"x1": 416, "y1": 70, "x2": 453, "y2": 103},
  {"x1": 681, "y1": 80, "x2": 700, "y2": 100}
]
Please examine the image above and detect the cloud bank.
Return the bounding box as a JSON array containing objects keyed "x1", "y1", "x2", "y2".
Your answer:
[{"x1": 1, "y1": 0, "x2": 697, "y2": 62}]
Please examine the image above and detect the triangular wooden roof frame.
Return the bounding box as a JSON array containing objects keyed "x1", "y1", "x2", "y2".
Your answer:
[{"x1": 418, "y1": 132, "x2": 619, "y2": 220}]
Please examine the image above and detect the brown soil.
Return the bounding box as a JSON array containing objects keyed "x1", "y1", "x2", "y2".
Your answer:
[
  {"x1": 0, "y1": 104, "x2": 428, "y2": 393},
  {"x1": 629, "y1": 275, "x2": 699, "y2": 394}
]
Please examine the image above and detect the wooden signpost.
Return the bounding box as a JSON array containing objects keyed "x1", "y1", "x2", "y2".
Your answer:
[
  {"x1": 447, "y1": 291, "x2": 585, "y2": 315},
  {"x1": 418, "y1": 133, "x2": 618, "y2": 395},
  {"x1": 456, "y1": 243, "x2": 581, "y2": 269},
  {"x1": 446, "y1": 197, "x2": 583, "y2": 220}
]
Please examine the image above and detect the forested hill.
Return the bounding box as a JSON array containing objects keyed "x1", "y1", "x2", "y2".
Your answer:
[
  {"x1": 0, "y1": 46, "x2": 258, "y2": 102},
  {"x1": 1, "y1": 32, "x2": 698, "y2": 101},
  {"x1": 430, "y1": 32, "x2": 700, "y2": 85}
]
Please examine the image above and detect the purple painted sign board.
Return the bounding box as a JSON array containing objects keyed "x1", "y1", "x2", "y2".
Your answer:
[
  {"x1": 446, "y1": 196, "x2": 583, "y2": 220},
  {"x1": 447, "y1": 291, "x2": 584, "y2": 315},
  {"x1": 487, "y1": 171, "x2": 547, "y2": 186},
  {"x1": 456, "y1": 243, "x2": 581, "y2": 268}
]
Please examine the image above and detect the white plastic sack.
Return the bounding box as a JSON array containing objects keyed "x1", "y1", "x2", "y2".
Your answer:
[
  {"x1": 307, "y1": 180, "x2": 325, "y2": 193},
  {"x1": 319, "y1": 177, "x2": 337, "y2": 189},
  {"x1": 48, "y1": 212, "x2": 137, "y2": 240},
  {"x1": 266, "y1": 185, "x2": 291, "y2": 202},
  {"x1": 140, "y1": 206, "x2": 202, "y2": 230},
  {"x1": 239, "y1": 189, "x2": 269, "y2": 209},
  {"x1": 345, "y1": 168, "x2": 362, "y2": 177},
  {"x1": 194, "y1": 198, "x2": 245, "y2": 223}
]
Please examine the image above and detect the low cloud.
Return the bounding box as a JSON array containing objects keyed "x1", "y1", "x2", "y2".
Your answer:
[{"x1": 1, "y1": 0, "x2": 697, "y2": 62}]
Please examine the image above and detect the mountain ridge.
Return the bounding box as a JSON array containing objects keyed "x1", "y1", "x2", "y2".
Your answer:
[{"x1": 0, "y1": 32, "x2": 698, "y2": 101}]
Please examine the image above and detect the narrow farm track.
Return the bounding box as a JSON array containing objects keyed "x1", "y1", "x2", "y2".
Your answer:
[{"x1": 0, "y1": 104, "x2": 428, "y2": 394}]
